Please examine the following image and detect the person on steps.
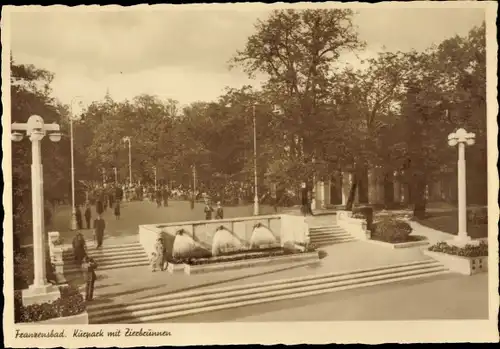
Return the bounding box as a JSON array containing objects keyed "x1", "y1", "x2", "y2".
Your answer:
[
  {"x1": 72, "y1": 232, "x2": 87, "y2": 266},
  {"x1": 82, "y1": 256, "x2": 98, "y2": 301},
  {"x1": 93, "y1": 215, "x2": 106, "y2": 249}
]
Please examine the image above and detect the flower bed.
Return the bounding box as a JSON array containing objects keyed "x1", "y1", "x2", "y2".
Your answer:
[
  {"x1": 184, "y1": 250, "x2": 320, "y2": 275},
  {"x1": 424, "y1": 241, "x2": 488, "y2": 275},
  {"x1": 15, "y1": 285, "x2": 87, "y2": 323}
]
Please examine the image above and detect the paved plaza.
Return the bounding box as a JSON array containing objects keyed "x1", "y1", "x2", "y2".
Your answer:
[{"x1": 36, "y1": 200, "x2": 491, "y2": 322}]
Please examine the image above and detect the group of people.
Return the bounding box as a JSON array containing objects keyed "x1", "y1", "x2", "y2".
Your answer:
[{"x1": 204, "y1": 200, "x2": 224, "y2": 220}]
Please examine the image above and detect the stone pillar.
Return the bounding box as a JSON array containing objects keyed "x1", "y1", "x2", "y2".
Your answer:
[{"x1": 23, "y1": 136, "x2": 59, "y2": 305}]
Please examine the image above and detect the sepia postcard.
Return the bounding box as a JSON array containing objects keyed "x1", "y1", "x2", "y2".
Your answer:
[{"x1": 2, "y1": 2, "x2": 499, "y2": 347}]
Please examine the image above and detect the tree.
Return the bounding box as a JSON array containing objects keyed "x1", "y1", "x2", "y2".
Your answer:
[
  {"x1": 11, "y1": 61, "x2": 70, "y2": 237},
  {"x1": 230, "y1": 9, "x2": 364, "y2": 187}
]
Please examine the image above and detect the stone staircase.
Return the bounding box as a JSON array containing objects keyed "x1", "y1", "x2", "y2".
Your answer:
[
  {"x1": 87, "y1": 259, "x2": 449, "y2": 324},
  {"x1": 308, "y1": 225, "x2": 355, "y2": 247},
  {"x1": 63, "y1": 241, "x2": 150, "y2": 277}
]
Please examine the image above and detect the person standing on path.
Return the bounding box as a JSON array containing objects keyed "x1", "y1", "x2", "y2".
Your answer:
[
  {"x1": 156, "y1": 188, "x2": 162, "y2": 208},
  {"x1": 150, "y1": 238, "x2": 165, "y2": 272},
  {"x1": 301, "y1": 182, "x2": 311, "y2": 216},
  {"x1": 215, "y1": 201, "x2": 224, "y2": 219},
  {"x1": 84, "y1": 203, "x2": 92, "y2": 229},
  {"x1": 75, "y1": 205, "x2": 83, "y2": 230},
  {"x1": 93, "y1": 215, "x2": 106, "y2": 249},
  {"x1": 204, "y1": 200, "x2": 214, "y2": 220},
  {"x1": 82, "y1": 256, "x2": 98, "y2": 301},
  {"x1": 114, "y1": 201, "x2": 121, "y2": 220},
  {"x1": 162, "y1": 186, "x2": 169, "y2": 207}
]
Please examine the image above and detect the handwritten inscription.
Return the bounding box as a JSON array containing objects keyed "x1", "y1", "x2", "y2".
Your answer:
[{"x1": 15, "y1": 327, "x2": 172, "y2": 339}]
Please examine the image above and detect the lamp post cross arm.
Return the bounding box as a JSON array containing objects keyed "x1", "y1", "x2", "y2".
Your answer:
[{"x1": 11, "y1": 123, "x2": 29, "y2": 131}]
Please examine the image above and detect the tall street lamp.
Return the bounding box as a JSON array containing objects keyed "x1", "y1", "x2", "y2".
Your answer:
[
  {"x1": 448, "y1": 128, "x2": 476, "y2": 245},
  {"x1": 69, "y1": 96, "x2": 83, "y2": 231},
  {"x1": 123, "y1": 136, "x2": 132, "y2": 186},
  {"x1": 11, "y1": 115, "x2": 62, "y2": 304},
  {"x1": 113, "y1": 167, "x2": 118, "y2": 184},
  {"x1": 252, "y1": 104, "x2": 259, "y2": 216}
]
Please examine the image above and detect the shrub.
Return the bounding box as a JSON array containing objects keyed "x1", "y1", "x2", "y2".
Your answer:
[
  {"x1": 14, "y1": 252, "x2": 32, "y2": 290},
  {"x1": 15, "y1": 285, "x2": 86, "y2": 323},
  {"x1": 371, "y1": 218, "x2": 413, "y2": 243},
  {"x1": 428, "y1": 241, "x2": 488, "y2": 257}
]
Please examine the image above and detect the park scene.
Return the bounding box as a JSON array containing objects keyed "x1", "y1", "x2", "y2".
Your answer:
[{"x1": 8, "y1": 6, "x2": 490, "y2": 325}]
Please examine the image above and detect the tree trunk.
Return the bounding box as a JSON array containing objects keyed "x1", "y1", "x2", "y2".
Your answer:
[
  {"x1": 357, "y1": 165, "x2": 369, "y2": 204},
  {"x1": 383, "y1": 169, "x2": 395, "y2": 208},
  {"x1": 345, "y1": 176, "x2": 357, "y2": 211},
  {"x1": 412, "y1": 175, "x2": 427, "y2": 219}
]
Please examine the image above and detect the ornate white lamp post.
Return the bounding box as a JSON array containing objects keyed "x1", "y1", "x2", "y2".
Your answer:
[
  {"x1": 123, "y1": 136, "x2": 132, "y2": 186},
  {"x1": 448, "y1": 128, "x2": 476, "y2": 244},
  {"x1": 252, "y1": 104, "x2": 259, "y2": 216},
  {"x1": 11, "y1": 115, "x2": 62, "y2": 304}
]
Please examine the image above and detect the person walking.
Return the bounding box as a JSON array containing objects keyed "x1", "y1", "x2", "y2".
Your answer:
[
  {"x1": 75, "y1": 205, "x2": 83, "y2": 230},
  {"x1": 96, "y1": 198, "x2": 104, "y2": 217},
  {"x1": 114, "y1": 201, "x2": 121, "y2": 220},
  {"x1": 215, "y1": 201, "x2": 224, "y2": 220},
  {"x1": 84, "y1": 203, "x2": 92, "y2": 229},
  {"x1": 82, "y1": 256, "x2": 98, "y2": 301},
  {"x1": 93, "y1": 215, "x2": 106, "y2": 249}
]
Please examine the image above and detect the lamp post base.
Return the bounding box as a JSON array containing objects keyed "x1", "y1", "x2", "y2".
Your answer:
[
  {"x1": 70, "y1": 212, "x2": 78, "y2": 230},
  {"x1": 449, "y1": 234, "x2": 479, "y2": 247},
  {"x1": 22, "y1": 283, "x2": 60, "y2": 306},
  {"x1": 253, "y1": 197, "x2": 259, "y2": 216}
]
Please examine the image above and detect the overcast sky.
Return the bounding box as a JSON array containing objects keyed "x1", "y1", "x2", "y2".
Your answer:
[{"x1": 9, "y1": 5, "x2": 485, "y2": 108}]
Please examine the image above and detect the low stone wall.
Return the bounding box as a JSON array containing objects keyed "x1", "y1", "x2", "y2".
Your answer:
[
  {"x1": 336, "y1": 210, "x2": 370, "y2": 240},
  {"x1": 138, "y1": 214, "x2": 309, "y2": 257},
  {"x1": 423, "y1": 250, "x2": 488, "y2": 275}
]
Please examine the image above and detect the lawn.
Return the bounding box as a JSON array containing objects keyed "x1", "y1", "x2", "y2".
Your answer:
[{"x1": 414, "y1": 211, "x2": 488, "y2": 239}]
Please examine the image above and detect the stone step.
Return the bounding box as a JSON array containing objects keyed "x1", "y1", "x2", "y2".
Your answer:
[
  {"x1": 312, "y1": 238, "x2": 356, "y2": 247},
  {"x1": 64, "y1": 259, "x2": 150, "y2": 274},
  {"x1": 63, "y1": 248, "x2": 147, "y2": 260},
  {"x1": 88, "y1": 260, "x2": 447, "y2": 323},
  {"x1": 309, "y1": 225, "x2": 343, "y2": 231},
  {"x1": 309, "y1": 231, "x2": 351, "y2": 238},
  {"x1": 310, "y1": 236, "x2": 355, "y2": 243}
]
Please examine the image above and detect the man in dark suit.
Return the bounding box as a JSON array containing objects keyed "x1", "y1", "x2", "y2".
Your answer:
[
  {"x1": 82, "y1": 256, "x2": 98, "y2": 301},
  {"x1": 93, "y1": 215, "x2": 106, "y2": 248}
]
